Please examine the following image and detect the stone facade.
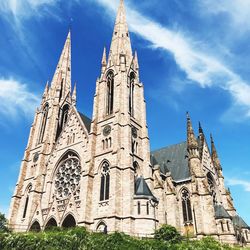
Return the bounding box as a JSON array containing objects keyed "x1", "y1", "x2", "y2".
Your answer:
[{"x1": 9, "y1": 0, "x2": 249, "y2": 246}]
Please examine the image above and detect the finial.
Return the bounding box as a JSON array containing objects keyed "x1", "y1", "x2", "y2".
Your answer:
[
  {"x1": 102, "y1": 47, "x2": 107, "y2": 66},
  {"x1": 199, "y1": 121, "x2": 204, "y2": 134}
]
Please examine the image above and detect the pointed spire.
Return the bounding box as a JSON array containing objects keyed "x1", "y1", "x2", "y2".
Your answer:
[
  {"x1": 134, "y1": 51, "x2": 139, "y2": 69},
  {"x1": 43, "y1": 81, "x2": 49, "y2": 98},
  {"x1": 108, "y1": 0, "x2": 133, "y2": 66},
  {"x1": 199, "y1": 122, "x2": 204, "y2": 135},
  {"x1": 102, "y1": 47, "x2": 107, "y2": 66},
  {"x1": 51, "y1": 30, "x2": 71, "y2": 100},
  {"x1": 210, "y1": 134, "x2": 222, "y2": 173},
  {"x1": 187, "y1": 112, "x2": 199, "y2": 150},
  {"x1": 72, "y1": 82, "x2": 77, "y2": 105}
]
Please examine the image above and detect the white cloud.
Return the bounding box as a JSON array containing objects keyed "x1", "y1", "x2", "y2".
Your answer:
[
  {"x1": 94, "y1": 0, "x2": 250, "y2": 120},
  {"x1": 200, "y1": 0, "x2": 250, "y2": 30},
  {"x1": 0, "y1": 0, "x2": 58, "y2": 18},
  {"x1": 0, "y1": 78, "x2": 40, "y2": 120},
  {"x1": 227, "y1": 178, "x2": 250, "y2": 192}
]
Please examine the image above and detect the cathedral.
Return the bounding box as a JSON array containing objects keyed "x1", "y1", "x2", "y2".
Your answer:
[{"x1": 9, "y1": 0, "x2": 249, "y2": 246}]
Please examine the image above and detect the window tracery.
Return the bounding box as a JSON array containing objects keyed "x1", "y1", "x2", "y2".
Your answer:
[
  {"x1": 181, "y1": 189, "x2": 193, "y2": 223},
  {"x1": 100, "y1": 161, "x2": 110, "y2": 201},
  {"x1": 106, "y1": 72, "x2": 114, "y2": 115},
  {"x1": 54, "y1": 154, "x2": 81, "y2": 199},
  {"x1": 129, "y1": 72, "x2": 135, "y2": 116}
]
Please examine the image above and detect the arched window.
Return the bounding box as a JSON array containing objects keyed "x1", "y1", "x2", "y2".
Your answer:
[
  {"x1": 207, "y1": 172, "x2": 217, "y2": 204},
  {"x1": 23, "y1": 184, "x2": 32, "y2": 219},
  {"x1": 100, "y1": 161, "x2": 110, "y2": 201},
  {"x1": 62, "y1": 214, "x2": 76, "y2": 228},
  {"x1": 45, "y1": 218, "x2": 57, "y2": 230},
  {"x1": 106, "y1": 72, "x2": 114, "y2": 115},
  {"x1": 146, "y1": 201, "x2": 149, "y2": 215},
  {"x1": 181, "y1": 189, "x2": 193, "y2": 223},
  {"x1": 56, "y1": 104, "x2": 69, "y2": 140},
  {"x1": 38, "y1": 104, "x2": 49, "y2": 144},
  {"x1": 129, "y1": 72, "x2": 135, "y2": 116},
  {"x1": 29, "y1": 221, "x2": 41, "y2": 232}
]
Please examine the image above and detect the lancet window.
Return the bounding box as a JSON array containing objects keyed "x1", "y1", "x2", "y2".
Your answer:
[
  {"x1": 100, "y1": 161, "x2": 110, "y2": 201},
  {"x1": 181, "y1": 189, "x2": 193, "y2": 223},
  {"x1": 129, "y1": 72, "x2": 135, "y2": 116},
  {"x1": 38, "y1": 103, "x2": 49, "y2": 144},
  {"x1": 106, "y1": 72, "x2": 114, "y2": 115}
]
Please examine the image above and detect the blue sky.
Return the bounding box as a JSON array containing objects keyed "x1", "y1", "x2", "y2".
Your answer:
[{"x1": 0, "y1": 0, "x2": 250, "y2": 225}]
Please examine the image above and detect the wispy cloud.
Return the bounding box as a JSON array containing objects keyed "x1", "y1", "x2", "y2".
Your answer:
[
  {"x1": 0, "y1": 78, "x2": 40, "y2": 120},
  {"x1": 200, "y1": 0, "x2": 250, "y2": 31},
  {"x1": 227, "y1": 178, "x2": 250, "y2": 192},
  {"x1": 94, "y1": 0, "x2": 250, "y2": 120}
]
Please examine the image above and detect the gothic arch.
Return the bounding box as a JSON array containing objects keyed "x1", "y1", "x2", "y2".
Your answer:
[
  {"x1": 29, "y1": 220, "x2": 41, "y2": 232},
  {"x1": 45, "y1": 217, "x2": 58, "y2": 230},
  {"x1": 99, "y1": 160, "x2": 110, "y2": 201},
  {"x1": 106, "y1": 71, "x2": 114, "y2": 115},
  {"x1": 38, "y1": 103, "x2": 49, "y2": 144},
  {"x1": 96, "y1": 220, "x2": 107, "y2": 232},
  {"x1": 61, "y1": 213, "x2": 76, "y2": 228},
  {"x1": 133, "y1": 161, "x2": 142, "y2": 178},
  {"x1": 22, "y1": 183, "x2": 32, "y2": 219},
  {"x1": 129, "y1": 72, "x2": 136, "y2": 116},
  {"x1": 180, "y1": 188, "x2": 193, "y2": 224},
  {"x1": 207, "y1": 172, "x2": 217, "y2": 204},
  {"x1": 98, "y1": 159, "x2": 111, "y2": 173},
  {"x1": 56, "y1": 104, "x2": 70, "y2": 140}
]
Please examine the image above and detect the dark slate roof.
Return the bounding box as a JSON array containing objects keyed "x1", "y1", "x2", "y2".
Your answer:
[
  {"x1": 78, "y1": 112, "x2": 91, "y2": 132},
  {"x1": 214, "y1": 204, "x2": 231, "y2": 219},
  {"x1": 151, "y1": 142, "x2": 190, "y2": 182},
  {"x1": 232, "y1": 215, "x2": 249, "y2": 229},
  {"x1": 135, "y1": 177, "x2": 156, "y2": 200}
]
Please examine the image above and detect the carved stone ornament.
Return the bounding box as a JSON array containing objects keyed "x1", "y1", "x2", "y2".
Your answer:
[
  {"x1": 103, "y1": 125, "x2": 111, "y2": 136},
  {"x1": 54, "y1": 155, "x2": 81, "y2": 199}
]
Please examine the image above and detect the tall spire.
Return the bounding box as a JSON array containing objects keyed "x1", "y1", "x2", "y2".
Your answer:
[
  {"x1": 187, "y1": 112, "x2": 199, "y2": 151},
  {"x1": 108, "y1": 0, "x2": 133, "y2": 66},
  {"x1": 51, "y1": 30, "x2": 71, "y2": 99},
  {"x1": 72, "y1": 82, "x2": 77, "y2": 105},
  {"x1": 42, "y1": 81, "x2": 49, "y2": 99},
  {"x1": 210, "y1": 134, "x2": 222, "y2": 177}
]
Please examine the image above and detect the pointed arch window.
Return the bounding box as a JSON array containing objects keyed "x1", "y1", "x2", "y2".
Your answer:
[
  {"x1": 38, "y1": 104, "x2": 49, "y2": 144},
  {"x1": 100, "y1": 161, "x2": 110, "y2": 201},
  {"x1": 23, "y1": 184, "x2": 32, "y2": 219},
  {"x1": 106, "y1": 72, "x2": 114, "y2": 115},
  {"x1": 56, "y1": 104, "x2": 69, "y2": 140},
  {"x1": 181, "y1": 189, "x2": 193, "y2": 223},
  {"x1": 207, "y1": 172, "x2": 217, "y2": 205},
  {"x1": 129, "y1": 72, "x2": 135, "y2": 117}
]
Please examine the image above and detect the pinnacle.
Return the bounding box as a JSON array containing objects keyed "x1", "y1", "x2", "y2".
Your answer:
[{"x1": 108, "y1": 0, "x2": 132, "y2": 66}]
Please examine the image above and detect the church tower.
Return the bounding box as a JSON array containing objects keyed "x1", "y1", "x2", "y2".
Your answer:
[
  {"x1": 88, "y1": 0, "x2": 155, "y2": 234},
  {"x1": 9, "y1": 31, "x2": 75, "y2": 231}
]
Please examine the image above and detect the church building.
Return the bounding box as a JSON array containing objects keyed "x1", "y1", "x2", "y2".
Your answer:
[{"x1": 9, "y1": 0, "x2": 249, "y2": 246}]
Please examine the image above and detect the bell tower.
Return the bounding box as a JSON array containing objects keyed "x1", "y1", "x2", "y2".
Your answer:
[
  {"x1": 9, "y1": 31, "x2": 75, "y2": 231},
  {"x1": 88, "y1": 0, "x2": 154, "y2": 234}
]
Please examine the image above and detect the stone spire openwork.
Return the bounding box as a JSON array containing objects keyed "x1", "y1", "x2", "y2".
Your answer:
[
  {"x1": 51, "y1": 30, "x2": 71, "y2": 98},
  {"x1": 108, "y1": 0, "x2": 133, "y2": 66}
]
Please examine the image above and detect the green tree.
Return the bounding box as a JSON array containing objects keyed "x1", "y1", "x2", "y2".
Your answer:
[
  {"x1": 154, "y1": 224, "x2": 181, "y2": 244},
  {"x1": 0, "y1": 212, "x2": 8, "y2": 232}
]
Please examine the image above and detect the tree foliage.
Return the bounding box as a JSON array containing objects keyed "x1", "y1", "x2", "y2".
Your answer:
[
  {"x1": 0, "y1": 213, "x2": 8, "y2": 233},
  {"x1": 154, "y1": 224, "x2": 182, "y2": 243},
  {"x1": 0, "y1": 226, "x2": 248, "y2": 250}
]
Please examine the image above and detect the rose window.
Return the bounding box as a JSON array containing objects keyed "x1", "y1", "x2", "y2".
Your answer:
[{"x1": 54, "y1": 155, "x2": 81, "y2": 199}]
